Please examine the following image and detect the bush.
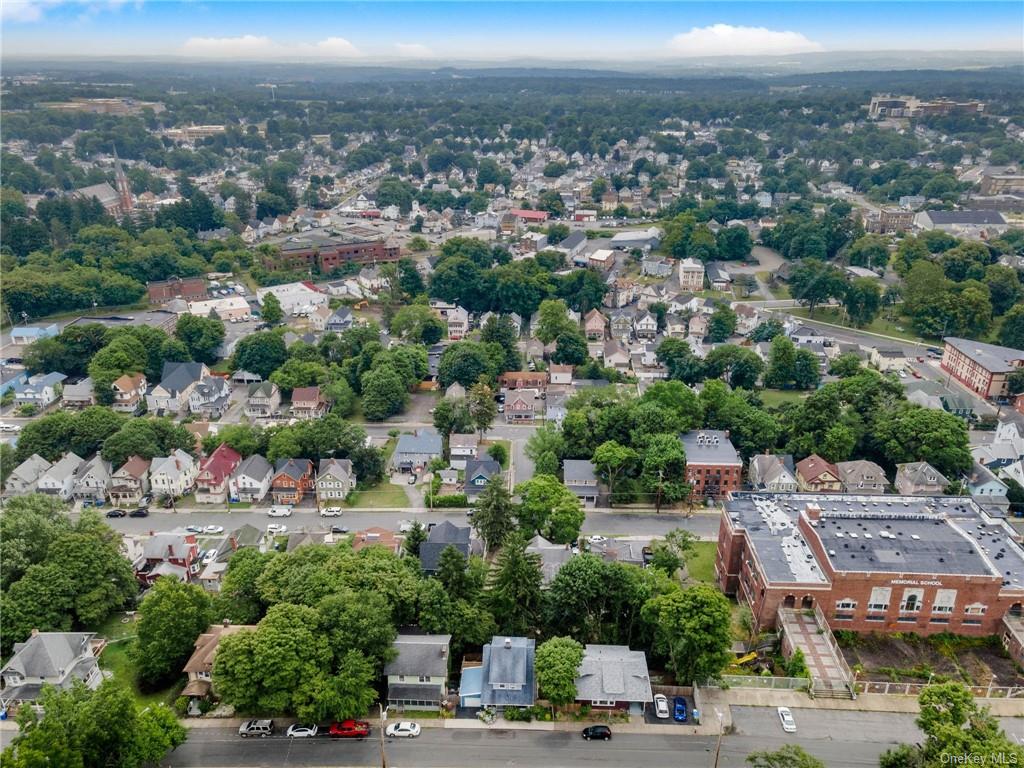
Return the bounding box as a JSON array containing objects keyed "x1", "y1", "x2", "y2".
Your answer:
[
  {"x1": 173, "y1": 696, "x2": 189, "y2": 716},
  {"x1": 503, "y1": 707, "x2": 533, "y2": 722},
  {"x1": 486, "y1": 443, "x2": 508, "y2": 466},
  {"x1": 425, "y1": 493, "x2": 468, "y2": 508}
]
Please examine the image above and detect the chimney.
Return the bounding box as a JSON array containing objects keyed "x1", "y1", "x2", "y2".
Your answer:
[
  {"x1": 440, "y1": 645, "x2": 448, "y2": 658},
  {"x1": 504, "y1": 637, "x2": 512, "y2": 649},
  {"x1": 805, "y1": 503, "x2": 822, "y2": 522}
]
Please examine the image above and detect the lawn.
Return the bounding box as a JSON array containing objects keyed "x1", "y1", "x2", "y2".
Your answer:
[
  {"x1": 758, "y1": 388, "x2": 808, "y2": 408},
  {"x1": 345, "y1": 479, "x2": 409, "y2": 508},
  {"x1": 684, "y1": 541, "x2": 717, "y2": 584},
  {"x1": 789, "y1": 307, "x2": 934, "y2": 344},
  {"x1": 92, "y1": 614, "x2": 184, "y2": 708},
  {"x1": 483, "y1": 438, "x2": 511, "y2": 469}
]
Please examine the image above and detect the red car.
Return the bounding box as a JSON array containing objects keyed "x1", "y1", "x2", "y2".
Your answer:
[{"x1": 329, "y1": 720, "x2": 370, "y2": 738}]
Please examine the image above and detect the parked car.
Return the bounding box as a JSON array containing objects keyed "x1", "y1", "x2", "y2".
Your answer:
[
  {"x1": 330, "y1": 720, "x2": 370, "y2": 738},
  {"x1": 129, "y1": 507, "x2": 149, "y2": 518},
  {"x1": 286, "y1": 724, "x2": 318, "y2": 738},
  {"x1": 653, "y1": 694, "x2": 670, "y2": 719},
  {"x1": 777, "y1": 706, "x2": 796, "y2": 733},
  {"x1": 582, "y1": 725, "x2": 612, "y2": 741},
  {"x1": 204, "y1": 525, "x2": 224, "y2": 534},
  {"x1": 398, "y1": 520, "x2": 414, "y2": 533},
  {"x1": 203, "y1": 549, "x2": 218, "y2": 564},
  {"x1": 330, "y1": 525, "x2": 349, "y2": 534},
  {"x1": 266, "y1": 523, "x2": 288, "y2": 534},
  {"x1": 186, "y1": 525, "x2": 203, "y2": 533},
  {"x1": 238, "y1": 719, "x2": 274, "y2": 738},
  {"x1": 320, "y1": 507, "x2": 343, "y2": 517},
  {"x1": 105, "y1": 508, "x2": 127, "y2": 518},
  {"x1": 587, "y1": 535, "x2": 608, "y2": 545},
  {"x1": 139, "y1": 495, "x2": 152, "y2": 507},
  {"x1": 384, "y1": 722, "x2": 420, "y2": 739},
  {"x1": 267, "y1": 505, "x2": 293, "y2": 517},
  {"x1": 0, "y1": 423, "x2": 21, "y2": 432},
  {"x1": 407, "y1": 474, "x2": 417, "y2": 485},
  {"x1": 673, "y1": 696, "x2": 687, "y2": 722}
]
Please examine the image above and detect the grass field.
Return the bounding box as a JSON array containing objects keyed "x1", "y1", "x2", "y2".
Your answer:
[
  {"x1": 789, "y1": 307, "x2": 933, "y2": 344},
  {"x1": 345, "y1": 481, "x2": 410, "y2": 508},
  {"x1": 685, "y1": 541, "x2": 717, "y2": 584},
  {"x1": 758, "y1": 388, "x2": 808, "y2": 408},
  {"x1": 92, "y1": 613, "x2": 183, "y2": 707},
  {"x1": 483, "y1": 438, "x2": 512, "y2": 469}
]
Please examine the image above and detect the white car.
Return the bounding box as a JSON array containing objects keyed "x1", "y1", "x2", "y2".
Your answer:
[
  {"x1": 653, "y1": 693, "x2": 670, "y2": 719},
  {"x1": 777, "y1": 706, "x2": 796, "y2": 733},
  {"x1": 267, "y1": 506, "x2": 293, "y2": 517},
  {"x1": 398, "y1": 520, "x2": 414, "y2": 533},
  {"x1": 320, "y1": 507, "x2": 343, "y2": 517},
  {"x1": 587, "y1": 535, "x2": 608, "y2": 545},
  {"x1": 203, "y1": 549, "x2": 218, "y2": 564},
  {"x1": 204, "y1": 525, "x2": 224, "y2": 534},
  {"x1": 385, "y1": 722, "x2": 421, "y2": 739},
  {"x1": 0, "y1": 423, "x2": 21, "y2": 433},
  {"x1": 267, "y1": 523, "x2": 288, "y2": 534},
  {"x1": 286, "y1": 724, "x2": 319, "y2": 738}
]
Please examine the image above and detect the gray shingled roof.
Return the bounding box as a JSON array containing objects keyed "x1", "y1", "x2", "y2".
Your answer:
[
  {"x1": 574, "y1": 645, "x2": 653, "y2": 704},
  {"x1": 395, "y1": 429, "x2": 442, "y2": 456},
  {"x1": 3, "y1": 632, "x2": 94, "y2": 679},
  {"x1": 384, "y1": 634, "x2": 452, "y2": 677},
  {"x1": 419, "y1": 521, "x2": 472, "y2": 573},
  {"x1": 563, "y1": 459, "x2": 597, "y2": 486},
  {"x1": 480, "y1": 636, "x2": 535, "y2": 707},
  {"x1": 158, "y1": 361, "x2": 205, "y2": 395},
  {"x1": 924, "y1": 209, "x2": 1007, "y2": 226},
  {"x1": 944, "y1": 337, "x2": 1024, "y2": 374}
]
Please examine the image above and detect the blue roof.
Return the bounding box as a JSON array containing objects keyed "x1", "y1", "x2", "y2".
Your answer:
[
  {"x1": 480, "y1": 636, "x2": 536, "y2": 708},
  {"x1": 395, "y1": 428, "x2": 442, "y2": 456}
]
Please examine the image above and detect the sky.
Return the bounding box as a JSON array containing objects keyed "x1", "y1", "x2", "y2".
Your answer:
[{"x1": 1, "y1": 1, "x2": 1022, "y2": 61}]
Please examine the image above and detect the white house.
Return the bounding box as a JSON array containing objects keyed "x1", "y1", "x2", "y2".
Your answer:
[
  {"x1": 37, "y1": 453, "x2": 85, "y2": 500},
  {"x1": 150, "y1": 450, "x2": 198, "y2": 499},
  {"x1": 229, "y1": 454, "x2": 273, "y2": 503}
]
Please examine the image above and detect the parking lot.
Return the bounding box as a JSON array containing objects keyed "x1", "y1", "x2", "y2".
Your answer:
[{"x1": 643, "y1": 693, "x2": 696, "y2": 726}]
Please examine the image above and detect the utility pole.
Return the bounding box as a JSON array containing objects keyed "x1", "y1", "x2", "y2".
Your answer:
[
  {"x1": 378, "y1": 703, "x2": 388, "y2": 768},
  {"x1": 712, "y1": 708, "x2": 724, "y2": 768},
  {"x1": 655, "y1": 469, "x2": 664, "y2": 514}
]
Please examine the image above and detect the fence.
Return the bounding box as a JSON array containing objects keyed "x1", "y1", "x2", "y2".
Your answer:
[
  {"x1": 857, "y1": 681, "x2": 1024, "y2": 698},
  {"x1": 717, "y1": 675, "x2": 810, "y2": 691}
]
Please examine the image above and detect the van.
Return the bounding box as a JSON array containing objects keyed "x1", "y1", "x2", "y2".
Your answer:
[
  {"x1": 239, "y1": 719, "x2": 275, "y2": 738},
  {"x1": 267, "y1": 505, "x2": 293, "y2": 517}
]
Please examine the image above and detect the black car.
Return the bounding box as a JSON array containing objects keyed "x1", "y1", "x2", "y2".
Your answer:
[
  {"x1": 330, "y1": 525, "x2": 349, "y2": 534},
  {"x1": 105, "y1": 508, "x2": 127, "y2": 518},
  {"x1": 582, "y1": 725, "x2": 611, "y2": 741},
  {"x1": 129, "y1": 507, "x2": 149, "y2": 518}
]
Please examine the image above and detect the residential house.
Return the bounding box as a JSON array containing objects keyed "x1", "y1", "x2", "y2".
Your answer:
[
  {"x1": 795, "y1": 454, "x2": 842, "y2": 492},
  {"x1": 747, "y1": 454, "x2": 798, "y2": 493},
  {"x1": 37, "y1": 453, "x2": 84, "y2": 500},
  {"x1": 419, "y1": 521, "x2": 474, "y2": 575},
  {"x1": 498, "y1": 371, "x2": 548, "y2": 390},
  {"x1": 464, "y1": 459, "x2": 501, "y2": 498},
  {"x1": 189, "y1": 376, "x2": 232, "y2": 419},
  {"x1": 271, "y1": 458, "x2": 314, "y2": 504},
  {"x1": 384, "y1": 634, "x2": 452, "y2": 708},
  {"x1": 229, "y1": 454, "x2": 273, "y2": 503},
  {"x1": 479, "y1": 636, "x2": 536, "y2": 709},
  {"x1": 678, "y1": 258, "x2": 705, "y2": 291},
  {"x1": 894, "y1": 462, "x2": 949, "y2": 496},
  {"x1": 681, "y1": 430, "x2": 743, "y2": 500},
  {"x1": 688, "y1": 314, "x2": 709, "y2": 341},
  {"x1": 641, "y1": 257, "x2": 673, "y2": 278},
  {"x1": 563, "y1": 459, "x2": 599, "y2": 505},
  {"x1": 555, "y1": 230, "x2": 587, "y2": 262},
  {"x1": 290, "y1": 386, "x2": 328, "y2": 420},
  {"x1": 111, "y1": 373, "x2": 146, "y2": 414},
  {"x1": 394, "y1": 429, "x2": 443, "y2": 473},
  {"x1": 732, "y1": 304, "x2": 762, "y2": 336},
  {"x1": 0, "y1": 632, "x2": 103, "y2": 710},
  {"x1": 634, "y1": 311, "x2": 658, "y2": 340},
  {"x1": 0, "y1": 368, "x2": 27, "y2": 398},
  {"x1": 544, "y1": 392, "x2": 569, "y2": 426},
  {"x1": 195, "y1": 444, "x2": 242, "y2": 504},
  {"x1": 525, "y1": 535, "x2": 572, "y2": 585},
  {"x1": 138, "y1": 529, "x2": 199, "y2": 584},
  {"x1": 871, "y1": 347, "x2": 907, "y2": 373},
  {"x1": 608, "y1": 312, "x2": 632, "y2": 340},
  {"x1": 309, "y1": 304, "x2": 333, "y2": 332},
  {"x1": 4, "y1": 454, "x2": 51, "y2": 497},
  {"x1": 591, "y1": 538, "x2": 647, "y2": 567},
  {"x1": 835, "y1": 459, "x2": 888, "y2": 494},
  {"x1": 446, "y1": 306, "x2": 470, "y2": 340},
  {"x1": 605, "y1": 278, "x2": 636, "y2": 309},
  {"x1": 149, "y1": 450, "x2": 198, "y2": 499},
  {"x1": 147, "y1": 361, "x2": 209, "y2": 414},
  {"x1": 602, "y1": 340, "x2": 631, "y2": 373},
  {"x1": 574, "y1": 645, "x2": 653, "y2": 712},
  {"x1": 584, "y1": 309, "x2": 607, "y2": 340},
  {"x1": 351, "y1": 527, "x2": 402, "y2": 555},
  {"x1": 788, "y1": 324, "x2": 826, "y2": 348},
  {"x1": 326, "y1": 307, "x2": 354, "y2": 333},
  {"x1": 13, "y1": 372, "x2": 66, "y2": 408},
  {"x1": 449, "y1": 433, "x2": 479, "y2": 470},
  {"x1": 245, "y1": 381, "x2": 280, "y2": 419},
  {"x1": 505, "y1": 388, "x2": 538, "y2": 423},
  {"x1": 72, "y1": 456, "x2": 112, "y2": 502},
  {"x1": 9, "y1": 323, "x2": 59, "y2": 346},
  {"x1": 316, "y1": 458, "x2": 356, "y2": 505},
  {"x1": 548, "y1": 364, "x2": 573, "y2": 387},
  {"x1": 636, "y1": 284, "x2": 666, "y2": 311},
  {"x1": 967, "y1": 462, "x2": 1009, "y2": 503},
  {"x1": 108, "y1": 456, "x2": 150, "y2": 507},
  {"x1": 664, "y1": 313, "x2": 688, "y2": 339},
  {"x1": 181, "y1": 623, "x2": 257, "y2": 710},
  {"x1": 62, "y1": 377, "x2": 94, "y2": 409},
  {"x1": 706, "y1": 262, "x2": 733, "y2": 291}
]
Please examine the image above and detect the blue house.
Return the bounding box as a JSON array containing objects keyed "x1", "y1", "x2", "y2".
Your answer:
[
  {"x1": 464, "y1": 459, "x2": 500, "y2": 498},
  {"x1": 0, "y1": 369, "x2": 28, "y2": 397},
  {"x1": 10, "y1": 324, "x2": 58, "y2": 346},
  {"x1": 479, "y1": 636, "x2": 536, "y2": 709}
]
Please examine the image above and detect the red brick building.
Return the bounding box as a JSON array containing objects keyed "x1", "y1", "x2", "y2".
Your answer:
[
  {"x1": 941, "y1": 337, "x2": 1024, "y2": 401},
  {"x1": 717, "y1": 493, "x2": 1024, "y2": 637},
  {"x1": 265, "y1": 236, "x2": 400, "y2": 273},
  {"x1": 271, "y1": 459, "x2": 314, "y2": 504},
  {"x1": 147, "y1": 277, "x2": 207, "y2": 303},
  {"x1": 498, "y1": 371, "x2": 549, "y2": 390},
  {"x1": 681, "y1": 430, "x2": 742, "y2": 500}
]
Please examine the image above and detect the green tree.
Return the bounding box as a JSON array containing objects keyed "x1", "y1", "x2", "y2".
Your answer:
[
  {"x1": 764, "y1": 335, "x2": 798, "y2": 389},
  {"x1": 361, "y1": 365, "x2": 408, "y2": 421},
  {"x1": 472, "y1": 476, "x2": 516, "y2": 553},
  {"x1": 789, "y1": 259, "x2": 848, "y2": 316},
  {"x1": 657, "y1": 337, "x2": 705, "y2": 384},
  {"x1": 436, "y1": 545, "x2": 469, "y2": 600},
  {"x1": 438, "y1": 342, "x2": 502, "y2": 388},
  {"x1": 468, "y1": 381, "x2": 498, "y2": 437},
  {"x1": 552, "y1": 331, "x2": 588, "y2": 365},
  {"x1": 640, "y1": 433, "x2": 689, "y2": 511},
  {"x1": 232, "y1": 332, "x2": 288, "y2": 379},
  {"x1": 703, "y1": 345, "x2": 765, "y2": 390},
  {"x1": 747, "y1": 745, "x2": 826, "y2": 768},
  {"x1": 828, "y1": 353, "x2": 863, "y2": 377},
  {"x1": 261, "y1": 292, "x2": 284, "y2": 326},
  {"x1": 515, "y1": 474, "x2": 585, "y2": 544},
  {"x1": 535, "y1": 299, "x2": 576, "y2": 344},
  {"x1": 0, "y1": 494, "x2": 71, "y2": 590},
  {"x1": 872, "y1": 403, "x2": 971, "y2": 478},
  {"x1": 592, "y1": 440, "x2": 637, "y2": 507},
  {"x1": 390, "y1": 304, "x2": 445, "y2": 344},
  {"x1": 843, "y1": 277, "x2": 882, "y2": 327},
  {"x1": 535, "y1": 636, "x2": 585, "y2": 708},
  {"x1": 133, "y1": 576, "x2": 212, "y2": 686},
  {"x1": 433, "y1": 397, "x2": 472, "y2": 440},
  {"x1": 716, "y1": 225, "x2": 753, "y2": 261},
  {"x1": 650, "y1": 528, "x2": 696, "y2": 576},
  {"x1": 847, "y1": 234, "x2": 889, "y2": 269},
  {"x1": 175, "y1": 313, "x2": 225, "y2": 365},
  {"x1": 1000, "y1": 304, "x2": 1024, "y2": 350},
  {"x1": 296, "y1": 649, "x2": 378, "y2": 724},
  {"x1": 317, "y1": 591, "x2": 397, "y2": 672},
  {"x1": 487, "y1": 532, "x2": 543, "y2": 636},
  {"x1": 642, "y1": 584, "x2": 732, "y2": 684},
  {"x1": 214, "y1": 548, "x2": 274, "y2": 624},
  {"x1": 404, "y1": 521, "x2": 428, "y2": 558},
  {"x1": 706, "y1": 306, "x2": 737, "y2": 343}
]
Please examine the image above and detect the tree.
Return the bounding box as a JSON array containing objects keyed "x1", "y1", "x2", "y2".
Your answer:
[
  {"x1": 640, "y1": 433, "x2": 689, "y2": 511},
  {"x1": 1000, "y1": 304, "x2": 1024, "y2": 350},
  {"x1": 360, "y1": 365, "x2": 408, "y2": 421},
  {"x1": 843, "y1": 277, "x2": 882, "y2": 327},
  {"x1": 703, "y1": 345, "x2": 765, "y2": 390},
  {"x1": 468, "y1": 381, "x2": 498, "y2": 437},
  {"x1": 232, "y1": 332, "x2": 288, "y2": 379},
  {"x1": 438, "y1": 342, "x2": 502, "y2": 388},
  {"x1": 828, "y1": 353, "x2": 863, "y2": 378},
  {"x1": 133, "y1": 576, "x2": 212, "y2": 686},
  {"x1": 433, "y1": 397, "x2": 472, "y2": 440},
  {"x1": 317, "y1": 591, "x2": 397, "y2": 672},
  {"x1": 404, "y1": 521, "x2": 427, "y2": 557},
  {"x1": 525, "y1": 422, "x2": 564, "y2": 467},
  {"x1": 480, "y1": 315, "x2": 520, "y2": 371},
  {"x1": 515, "y1": 474, "x2": 585, "y2": 544},
  {"x1": 650, "y1": 529, "x2": 696, "y2": 576},
  {"x1": 535, "y1": 636, "x2": 585, "y2": 708},
  {"x1": 792, "y1": 348, "x2": 822, "y2": 390},
  {"x1": 847, "y1": 234, "x2": 889, "y2": 269},
  {"x1": 296, "y1": 649, "x2": 378, "y2": 724},
  {"x1": 748, "y1": 319, "x2": 785, "y2": 342},
  {"x1": 747, "y1": 745, "x2": 826, "y2": 768},
  {"x1": 706, "y1": 306, "x2": 737, "y2": 343},
  {"x1": 535, "y1": 299, "x2": 575, "y2": 344},
  {"x1": 657, "y1": 338, "x2": 704, "y2": 384},
  {"x1": 436, "y1": 545, "x2": 469, "y2": 600},
  {"x1": 390, "y1": 304, "x2": 445, "y2": 344},
  {"x1": 764, "y1": 335, "x2": 798, "y2": 389},
  {"x1": 552, "y1": 331, "x2": 588, "y2": 365},
  {"x1": 642, "y1": 584, "x2": 732, "y2": 684},
  {"x1": 261, "y1": 293, "x2": 284, "y2": 326},
  {"x1": 175, "y1": 313, "x2": 225, "y2": 365},
  {"x1": 872, "y1": 403, "x2": 971, "y2": 478},
  {"x1": 486, "y1": 532, "x2": 542, "y2": 636},
  {"x1": 716, "y1": 225, "x2": 753, "y2": 261},
  {"x1": 789, "y1": 259, "x2": 847, "y2": 316},
  {"x1": 214, "y1": 547, "x2": 274, "y2": 624},
  {"x1": 0, "y1": 495, "x2": 71, "y2": 590},
  {"x1": 592, "y1": 440, "x2": 637, "y2": 507},
  {"x1": 472, "y1": 476, "x2": 516, "y2": 553}
]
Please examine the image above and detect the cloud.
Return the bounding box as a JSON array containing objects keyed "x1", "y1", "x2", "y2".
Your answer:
[
  {"x1": 2, "y1": 0, "x2": 131, "y2": 22},
  {"x1": 667, "y1": 23, "x2": 824, "y2": 57},
  {"x1": 394, "y1": 42, "x2": 433, "y2": 58},
  {"x1": 180, "y1": 34, "x2": 360, "y2": 59}
]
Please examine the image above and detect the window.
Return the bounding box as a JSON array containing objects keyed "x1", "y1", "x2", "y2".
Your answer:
[
  {"x1": 964, "y1": 603, "x2": 987, "y2": 616},
  {"x1": 868, "y1": 587, "x2": 891, "y2": 612},
  {"x1": 833, "y1": 613, "x2": 853, "y2": 621},
  {"x1": 932, "y1": 589, "x2": 957, "y2": 614},
  {"x1": 963, "y1": 619, "x2": 982, "y2": 626},
  {"x1": 592, "y1": 699, "x2": 616, "y2": 707},
  {"x1": 900, "y1": 589, "x2": 923, "y2": 613},
  {"x1": 418, "y1": 675, "x2": 430, "y2": 683},
  {"x1": 866, "y1": 614, "x2": 885, "y2": 622},
  {"x1": 931, "y1": 617, "x2": 949, "y2": 624},
  {"x1": 835, "y1": 598, "x2": 857, "y2": 610}
]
